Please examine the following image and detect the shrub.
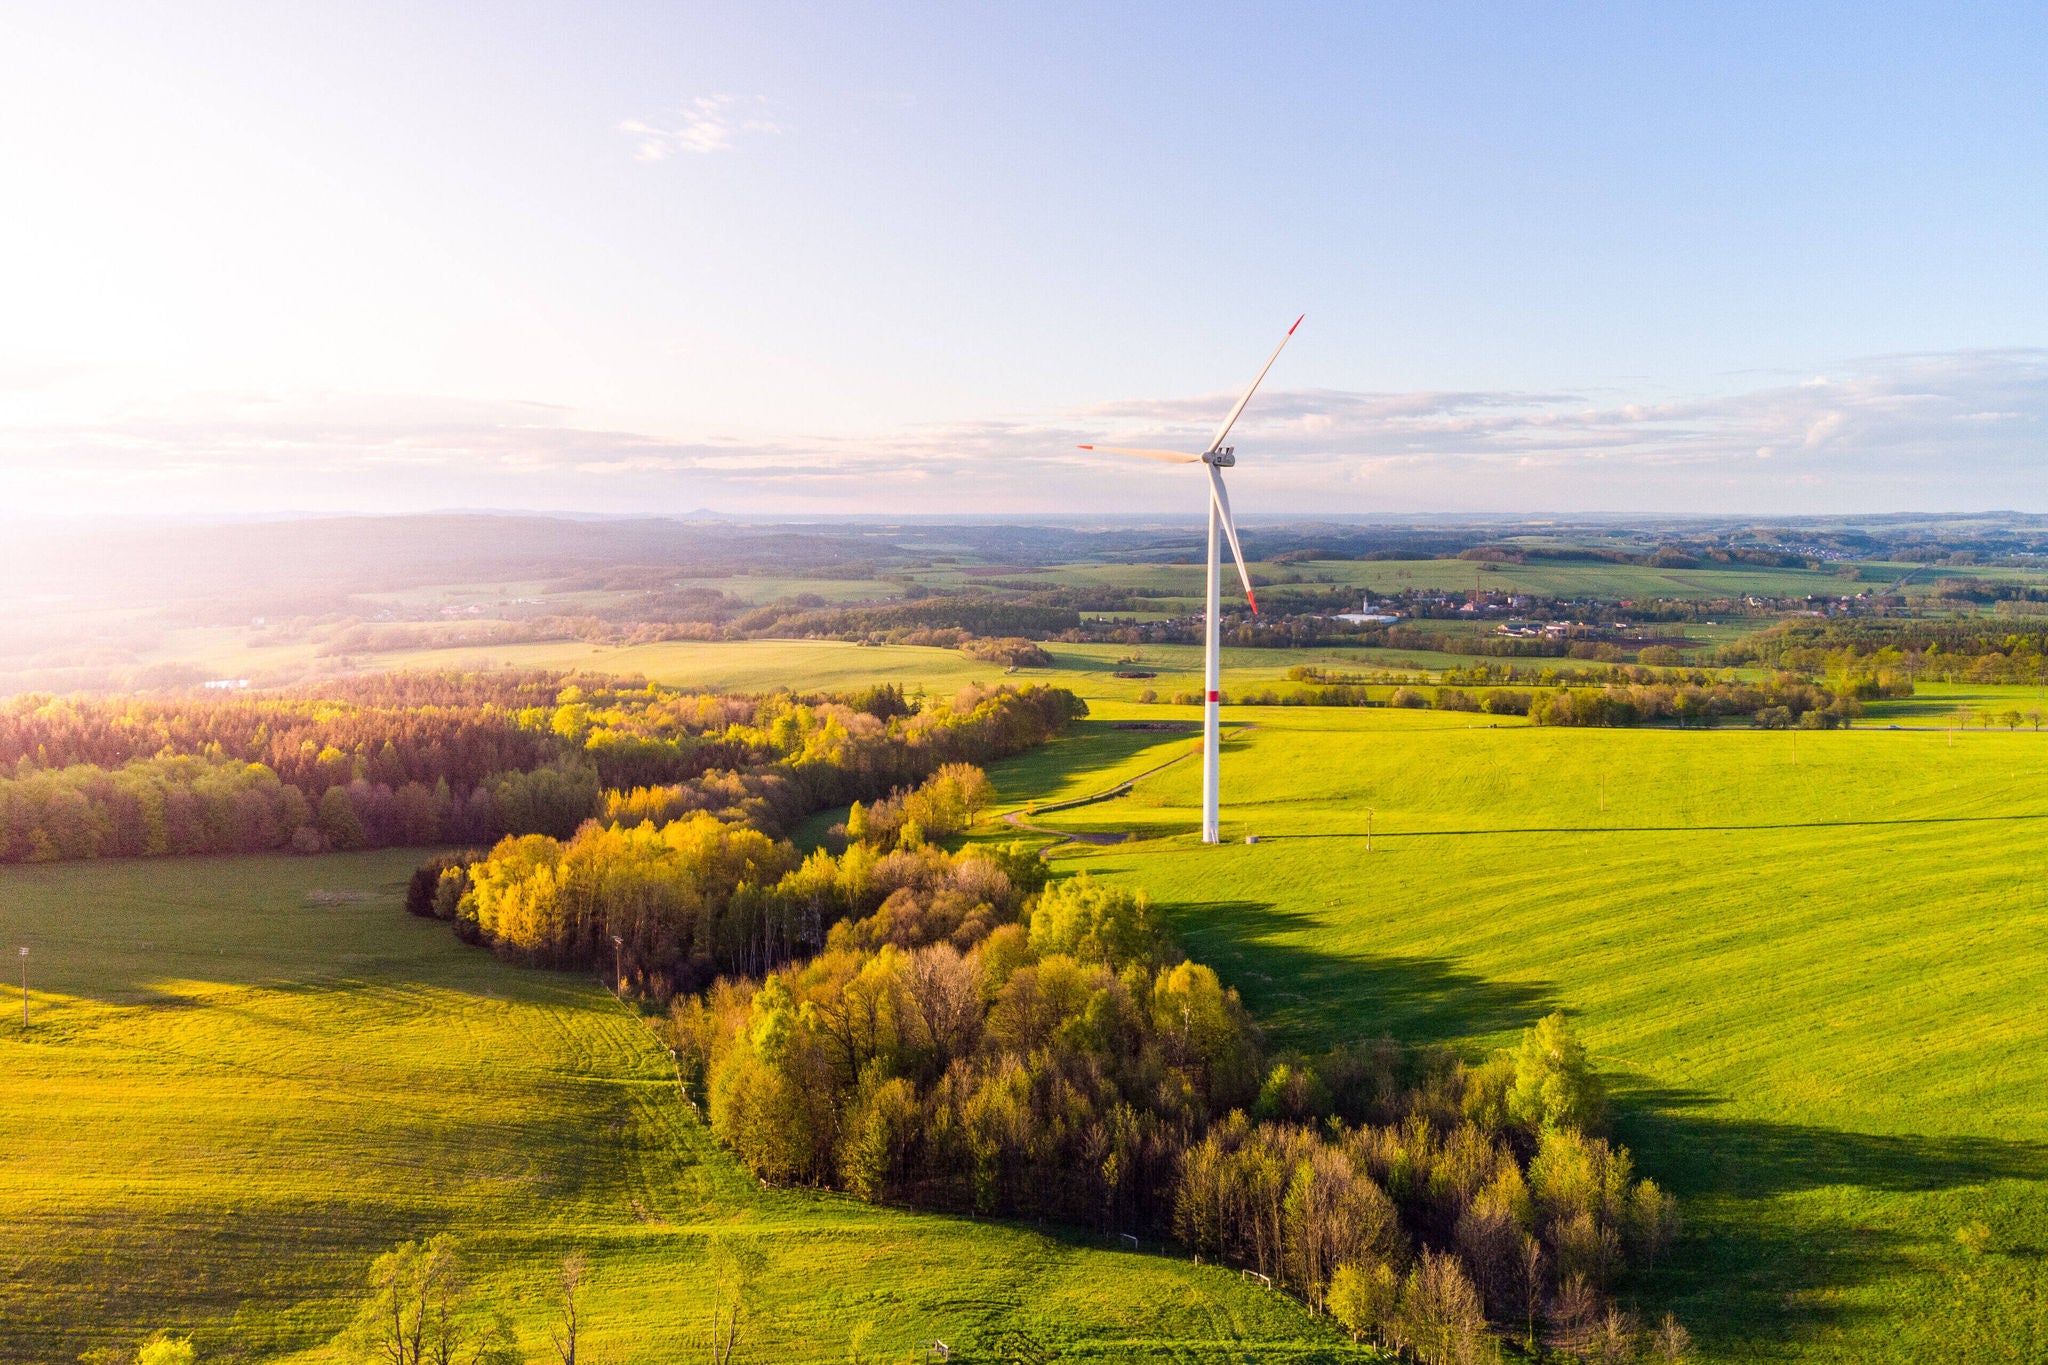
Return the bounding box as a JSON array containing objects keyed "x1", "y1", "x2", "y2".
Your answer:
[
  {"x1": 136, "y1": 1336, "x2": 196, "y2": 1365},
  {"x1": 344, "y1": 1235, "x2": 517, "y2": 1365}
]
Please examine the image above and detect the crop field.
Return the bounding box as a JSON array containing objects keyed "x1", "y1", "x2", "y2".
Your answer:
[
  {"x1": 0, "y1": 854, "x2": 1346, "y2": 1363},
  {"x1": 1018, "y1": 706, "x2": 2048, "y2": 1362}
]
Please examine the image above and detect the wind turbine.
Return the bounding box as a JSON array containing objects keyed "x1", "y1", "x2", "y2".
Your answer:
[{"x1": 1080, "y1": 316, "x2": 1302, "y2": 844}]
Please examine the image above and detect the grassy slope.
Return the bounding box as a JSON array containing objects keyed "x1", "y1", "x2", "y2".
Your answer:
[
  {"x1": 1023, "y1": 709, "x2": 2048, "y2": 1362},
  {"x1": 0, "y1": 854, "x2": 1349, "y2": 1364}
]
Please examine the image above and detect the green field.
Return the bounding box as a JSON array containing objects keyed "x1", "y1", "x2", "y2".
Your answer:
[
  {"x1": 18, "y1": 639, "x2": 2048, "y2": 1360},
  {"x1": 1025, "y1": 707, "x2": 2048, "y2": 1362},
  {"x1": 0, "y1": 855, "x2": 1349, "y2": 1363},
  {"x1": 329, "y1": 639, "x2": 1485, "y2": 706}
]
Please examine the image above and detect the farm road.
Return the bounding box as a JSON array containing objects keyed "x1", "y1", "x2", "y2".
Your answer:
[{"x1": 1002, "y1": 724, "x2": 1254, "y2": 847}]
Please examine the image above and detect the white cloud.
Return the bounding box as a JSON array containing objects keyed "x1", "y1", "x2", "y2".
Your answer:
[{"x1": 619, "y1": 96, "x2": 783, "y2": 161}]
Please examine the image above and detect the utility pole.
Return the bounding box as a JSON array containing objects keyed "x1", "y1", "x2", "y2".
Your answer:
[
  {"x1": 1366, "y1": 807, "x2": 1373, "y2": 853},
  {"x1": 18, "y1": 946, "x2": 27, "y2": 1027},
  {"x1": 610, "y1": 935, "x2": 625, "y2": 998}
]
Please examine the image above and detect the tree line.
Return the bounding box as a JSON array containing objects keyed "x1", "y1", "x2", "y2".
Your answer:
[
  {"x1": 1143, "y1": 673, "x2": 1852, "y2": 728},
  {"x1": 0, "y1": 674, "x2": 1083, "y2": 866},
  {"x1": 1723, "y1": 618, "x2": 2048, "y2": 686}
]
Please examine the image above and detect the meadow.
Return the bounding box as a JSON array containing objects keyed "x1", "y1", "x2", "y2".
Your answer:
[
  {"x1": 1028, "y1": 705, "x2": 2048, "y2": 1362},
  {"x1": 0, "y1": 853, "x2": 1350, "y2": 1363},
  {"x1": 16, "y1": 639, "x2": 2048, "y2": 1361},
  {"x1": 315, "y1": 638, "x2": 1489, "y2": 704}
]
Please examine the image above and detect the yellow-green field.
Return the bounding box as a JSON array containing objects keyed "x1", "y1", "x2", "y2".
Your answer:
[
  {"x1": 1028, "y1": 707, "x2": 2048, "y2": 1361},
  {"x1": 17, "y1": 638, "x2": 2048, "y2": 1361},
  {"x1": 257, "y1": 638, "x2": 1482, "y2": 705},
  {"x1": 0, "y1": 853, "x2": 1349, "y2": 1363}
]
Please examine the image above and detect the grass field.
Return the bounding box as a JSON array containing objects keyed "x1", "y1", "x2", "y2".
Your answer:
[
  {"x1": 333, "y1": 638, "x2": 1489, "y2": 705},
  {"x1": 0, "y1": 854, "x2": 1352, "y2": 1363},
  {"x1": 19, "y1": 641, "x2": 2048, "y2": 1360},
  {"x1": 1016, "y1": 707, "x2": 2048, "y2": 1362}
]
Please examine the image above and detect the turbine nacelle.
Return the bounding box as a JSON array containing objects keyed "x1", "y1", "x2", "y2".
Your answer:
[{"x1": 1205, "y1": 448, "x2": 1235, "y2": 467}]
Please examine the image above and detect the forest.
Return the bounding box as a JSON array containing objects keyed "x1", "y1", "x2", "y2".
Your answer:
[
  {"x1": 0, "y1": 673, "x2": 1084, "y2": 865},
  {"x1": 1722, "y1": 618, "x2": 2048, "y2": 683},
  {"x1": 422, "y1": 784, "x2": 1684, "y2": 1357}
]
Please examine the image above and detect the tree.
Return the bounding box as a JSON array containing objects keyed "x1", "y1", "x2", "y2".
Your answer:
[
  {"x1": 1517, "y1": 1236, "x2": 1545, "y2": 1354},
  {"x1": 705, "y1": 1235, "x2": 765, "y2": 1365},
  {"x1": 1587, "y1": 1307, "x2": 1639, "y2": 1364},
  {"x1": 1508, "y1": 1012, "x2": 1607, "y2": 1134},
  {"x1": 1030, "y1": 875, "x2": 1160, "y2": 969},
  {"x1": 549, "y1": 1253, "x2": 587, "y2": 1365},
  {"x1": 1327, "y1": 1258, "x2": 1400, "y2": 1344},
  {"x1": 318, "y1": 785, "x2": 368, "y2": 852},
  {"x1": 948, "y1": 764, "x2": 995, "y2": 827},
  {"x1": 1394, "y1": 1250, "x2": 1495, "y2": 1365},
  {"x1": 345, "y1": 1235, "x2": 517, "y2": 1365},
  {"x1": 1648, "y1": 1313, "x2": 1693, "y2": 1362}
]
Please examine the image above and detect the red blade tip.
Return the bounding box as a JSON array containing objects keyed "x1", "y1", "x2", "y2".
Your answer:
[
  {"x1": 1077, "y1": 444, "x2": 1094, "y2": 450},
  {"x1": 1248, "y1": 590, "x2": 1260, "y2": 614},
  {"x1": 1288, "y1": 315, "x2": 1304, "y2": 335}
]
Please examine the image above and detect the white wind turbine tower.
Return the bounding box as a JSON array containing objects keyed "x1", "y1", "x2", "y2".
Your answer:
[{"x1": 1080, "y1": 316, "x2": 1303, "y2": 844}]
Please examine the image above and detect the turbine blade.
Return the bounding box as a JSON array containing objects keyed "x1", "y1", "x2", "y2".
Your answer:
[
  {"x1": 1207, "y1": 463, "x2": 1258, "y2": 614},
  {"x1": 1206, "y1": 314, "x2": 1304, "y2": 455},
  {"x1": 1076, "y1": 444, "x2": 1204, "y2": 464}
]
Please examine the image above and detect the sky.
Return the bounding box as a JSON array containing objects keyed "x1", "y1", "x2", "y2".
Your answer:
[{"x1": 1, "y1": 1, "x2": 2043, "y2": 519}]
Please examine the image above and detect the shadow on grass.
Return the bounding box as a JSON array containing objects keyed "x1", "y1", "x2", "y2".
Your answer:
[
  {"x1": 1615, "y1": 1093, "x2": 2048, "y2": 1354},
  {"x1": 1150, "y1": 896, "x2": 1560, "y2": 1051},
  {"x1": 1619, "y1": 1089, "x2": 2048, "y2": 1201},
  {"x1": 1148, "y1": 892, "x2": 2048, "y2": 1354},
  {"x1": 984, "y1": 721, "x2": 1197, "y2": 806}
]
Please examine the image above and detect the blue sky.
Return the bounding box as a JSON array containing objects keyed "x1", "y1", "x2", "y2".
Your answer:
[{"x1": 1, "y1": 2, "x2": 2042, "y2": 516}]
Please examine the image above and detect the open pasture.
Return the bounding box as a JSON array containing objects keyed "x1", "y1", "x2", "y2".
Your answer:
[
  {"x1": 0, "y1": 854, "x2": 1346, "y2": 1363},
  {"x1": 1028, "y1": 709, "x2": 2048, "y2": 1361}
]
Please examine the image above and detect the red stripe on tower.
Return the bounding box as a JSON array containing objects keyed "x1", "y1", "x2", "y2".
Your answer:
[{"x1": 1206, "y1": 690, "x2": 1220, "y2": 703}]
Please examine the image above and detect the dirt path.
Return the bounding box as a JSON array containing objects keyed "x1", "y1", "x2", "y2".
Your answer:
[{"x1": 1000, "y1": 725, "x2": 1255, "y2": 848}]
